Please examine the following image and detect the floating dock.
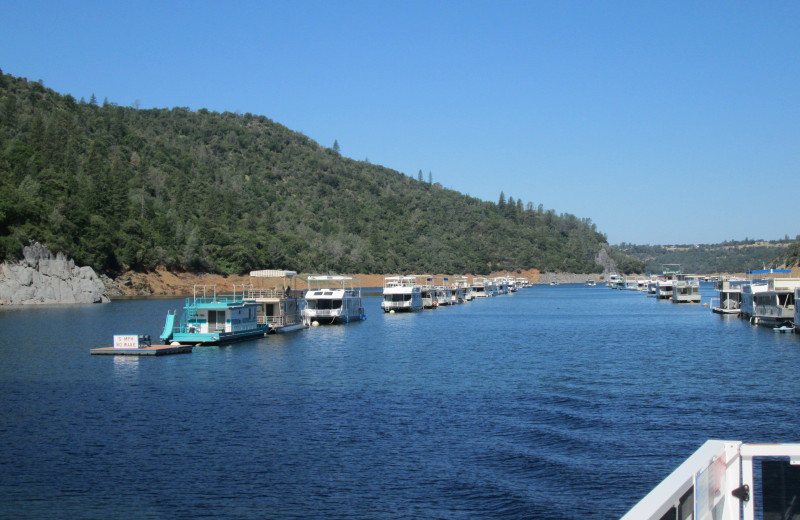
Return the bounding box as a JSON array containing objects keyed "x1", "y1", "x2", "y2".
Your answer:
[{"x1": 90, "y1": 344, "x2": 193, "y2": 356}]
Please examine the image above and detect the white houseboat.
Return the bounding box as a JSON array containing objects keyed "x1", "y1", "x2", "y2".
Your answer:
[
  {"x1": 712, "y1": 278, "x2": 746, "y2": 314},
  {"x1": 795, "y1": 287, "x2": 800, "y2": 333},
  {"x1": 656, "y1": 264, "x2": 683, "y2": 300},
  {"x1": 752, "y1": 277, "x2": 800, "y2": 328},
  {"x1": 380, "y1": 276, "x2": 423, "y2": 312},
  {"x1": 249, "y1": 269, "x2": 307, "y2": 333},
  {"x1": 672, "y1": 279, "x2": 702, "y2": 303},
  {"x1": 493, "y1": 277, "x2": 509, "y2": 294},
  {"x1": 470, "y1": 277, "x2": 492, "y2": 298},
  {"x1": 606, "y1": 273, "x2": 621, "y2": 288},
  {"x1": 622, "y1": 440, "x2": 800, "y2": 520},
  {"x1": 454, "y1": 276, "x2": 474, "y2": 301},
  {"x1": 419, "y1": 278, "x2": 438, "y2": 308},
  {"x1": 302, "y1": 276, "x2": 366, "y2": 325},
  {"x1": 741, "y1": 281, "x2": 769, "y2": 319}
]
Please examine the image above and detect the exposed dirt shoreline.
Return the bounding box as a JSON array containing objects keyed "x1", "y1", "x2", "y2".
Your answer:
[
  {"x1": 104, "y1": 268, "x2": 558, "y2": 297},
  {"x1": 103, "y1": 267, "x2": 800, "y2": 298}
]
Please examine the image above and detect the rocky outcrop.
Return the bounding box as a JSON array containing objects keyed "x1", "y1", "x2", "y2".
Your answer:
[
  {"x1": 0, "y1": 242, "x2": 110, "y2": 304},
  {"x1": 595, "y1": 244, "x2": 619, "y2": 278}
]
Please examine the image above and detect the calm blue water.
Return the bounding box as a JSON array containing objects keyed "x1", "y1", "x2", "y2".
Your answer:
[{"x1": 1, "y1": 284, "x2": 798, "y2": 519}]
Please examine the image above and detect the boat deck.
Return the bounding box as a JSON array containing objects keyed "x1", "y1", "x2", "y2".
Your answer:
[{"x1": 90, "y1": 344, "x2": 193, "y2": 356}]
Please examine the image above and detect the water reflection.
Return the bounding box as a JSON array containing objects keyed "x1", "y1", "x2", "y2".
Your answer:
[{"x1": 112, "y1": 355, "x2": 140, "y2": 379}]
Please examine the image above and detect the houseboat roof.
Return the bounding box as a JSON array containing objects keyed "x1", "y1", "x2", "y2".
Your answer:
[{"x1": 250, "y1": 269, "x2": 298, "y2": 278}]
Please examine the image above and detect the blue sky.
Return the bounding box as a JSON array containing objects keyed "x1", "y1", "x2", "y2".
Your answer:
[{"x1": 2, "y1": 1, "x2": 798, "y2": 245}]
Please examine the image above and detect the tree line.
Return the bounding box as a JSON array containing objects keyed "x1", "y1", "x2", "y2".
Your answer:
[
  {"x1": 0, "y1": 70, "x2": 637, "y2": 276},
  {"x1": 617, "y1": 239, "x2": 799, "y2": 274}
]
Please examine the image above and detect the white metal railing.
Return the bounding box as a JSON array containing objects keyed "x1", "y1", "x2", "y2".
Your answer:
[
  {"x1": 303, "y1": 309, "x2": 340, "y2": 318},
  {"x1": 622, "y1": 440, "x2": 800, "y2": 520},
  {"x1": 382, "y1": 301, "x2": 410, "y2": 309},
  {"x1": 250, "y1": 288, "x2": 285, "y2": 298}
]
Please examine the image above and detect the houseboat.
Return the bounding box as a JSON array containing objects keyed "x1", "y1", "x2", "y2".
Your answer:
[
  {"x1": 380, "y1": 276, "x2": 423, "y2": 312},
  {"x1": 160, "y1": 285, "x2": 267, "y2": 345},
  {"x1": 249, "y1": 269, "x2": 307, "y2": 333},
  {"x1": 795, "y1": 288, "x2": 800, "y2": 333},
  {"x1": 622, "y1": 440, "x2": 800, "y2": 520},
  {"x1": 624, "y1": 278, "x2": 639, "y2": 290},
  {"x1": 302, "y1": 275, "x2": 366, "y2": 325},
  {"x1": 752, "y1": 277, "x2": 800, "y2": 328},
  {"x1": 454, "y1": 276, "x2": 474, "y2": 301},
  {"x1": 434, "y1": 286, "x2": 451, "y2": 306},
  {"x1": 711, "y1": 278, "x2": 746, "y2": 314},
  {"x1": 656, "y1": 264, "x2": 683, "y2": 300},
  {"x1": 449, "y1": 283, "x2": 466, "y2": 304},
  {"x1": 419, "y1": 278, "x2": 438, "y2": 308},
  {"x1": 741, "y1": 281, "x2": 769, "y2": 319},
  {"x1": 672, "y1": 279, "x2": 701, "y2": 303},
  {"x1": 470, "y1": 277, "x2": 492, "y2": 298},
  {"x1": 493, "y1": 277, "x2": 510, "y2": 294}
]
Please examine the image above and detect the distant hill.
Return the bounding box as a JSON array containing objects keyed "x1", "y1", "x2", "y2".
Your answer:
[
  {"x1": 778, "y1": 241, "x2": 800, "y2": 268},
  {"x1": 0, "y1": 70, "x2": 640, "y2": 276},
  {"x1": 617, "y1": 239, "x2": 797, "y2": 274}
]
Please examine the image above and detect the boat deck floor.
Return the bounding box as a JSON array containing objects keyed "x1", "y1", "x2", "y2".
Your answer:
[{"x1": 90, "y1": 344, "x2": 193, "y2": 356}]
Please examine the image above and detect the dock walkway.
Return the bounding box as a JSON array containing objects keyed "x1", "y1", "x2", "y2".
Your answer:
[{"x1": 90, "y1": 344, "x2": 193, "y2": 356}]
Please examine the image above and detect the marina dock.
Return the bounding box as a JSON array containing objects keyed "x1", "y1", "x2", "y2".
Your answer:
[{"x1": 90, "y1": 344, "x2": 193, "y2": 356}]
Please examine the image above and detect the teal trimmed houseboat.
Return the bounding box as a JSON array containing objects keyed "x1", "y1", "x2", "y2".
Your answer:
[{"x1": 160, "y1": 285, "x2": 267, "y2": 345}]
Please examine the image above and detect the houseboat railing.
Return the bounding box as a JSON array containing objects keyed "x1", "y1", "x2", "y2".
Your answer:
[
  {"x1": 303, "y1": 309, "x2": 341, "y2": 318},
  {"x1": 382, "y1": 301, "x2": 411, "y2": 309},
  {"x1": 622, "y1": 440, "x2": 800, "y2": 520},
  {"x1": 257, "y1": 313, "x2": 303, "y2": 327},
  {"x1": 249, "y1": 288, "x2": 306, "y2": 299}
]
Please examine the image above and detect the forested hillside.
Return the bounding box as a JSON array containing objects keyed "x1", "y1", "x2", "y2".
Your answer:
[
  {"x1": 0, "y1": 71, "x2": 632, "y2": 276},
  {"x1": 617, "y1": 239, "x2": 797, "y2": 274},
  {"x1": 779, "y1": 241, "x2": 800, "y2": 268}
]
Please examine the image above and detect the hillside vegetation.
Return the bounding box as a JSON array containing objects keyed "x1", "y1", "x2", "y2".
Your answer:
[
  {"x1": 0, "y1": 71, "x2": 640, "y2": 276},
  {"x1": 618, "y1": 239, "x2": 798, "y2": 274}
]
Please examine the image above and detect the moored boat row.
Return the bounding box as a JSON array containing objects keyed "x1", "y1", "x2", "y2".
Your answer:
[
  {"x1": 157, "y1": 271, "x2": 532, "y2": 345},
  {"x1": 609, "y1": 265, "x2": 800, "y2": 333},
  {"x1": 380, "y1": 274, "x2": 530, "y2": 312},
  {"x1": 159, "y1": 271, "x2": 364, "y2": 345}
]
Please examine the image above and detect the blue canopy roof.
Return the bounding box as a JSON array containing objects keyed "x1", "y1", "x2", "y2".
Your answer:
[{"x1": 746, "y1": 269, "x2": 791, "y2": 275}]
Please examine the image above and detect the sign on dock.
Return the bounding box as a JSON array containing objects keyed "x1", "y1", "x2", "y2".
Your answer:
[{"x1": 113, "y1": 335, "x2": 139, "y2": 349}]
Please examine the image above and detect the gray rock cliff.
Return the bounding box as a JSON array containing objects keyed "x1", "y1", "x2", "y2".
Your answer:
[
  {"x1": 595, "y1": 244, "x2": 619, "y2": 278},
  {"x1": 0, "y1": 243, "x2": 110, "y2": 304}
]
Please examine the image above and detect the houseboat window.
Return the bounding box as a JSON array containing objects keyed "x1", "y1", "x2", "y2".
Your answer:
[
  {"x1": 309, "y1": 299, "x2": 343, "y2": 310},
  {"x1": 760, "y1": 459, "x2": 800, "y2": 518}
]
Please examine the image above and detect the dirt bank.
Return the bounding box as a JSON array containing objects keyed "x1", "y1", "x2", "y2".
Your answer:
[{"x1": 104, "y1": 268, "x2": 549, "y2": 297}]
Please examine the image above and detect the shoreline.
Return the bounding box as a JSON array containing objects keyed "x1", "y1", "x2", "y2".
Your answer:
[
  {"x1": 103, "y1": 267, "x2": 800, "y2": 298},
  {"x1": 105, "y1": 268, "x2": 555, "y2": 297}
]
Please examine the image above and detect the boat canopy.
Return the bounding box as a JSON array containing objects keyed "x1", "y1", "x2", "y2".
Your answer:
[
  {"x1": 250, "y1": 270, "x2": 298, "y2": 278},
  {"x1": 746, "y1": 269, "x2": 791, "y2": 275}
]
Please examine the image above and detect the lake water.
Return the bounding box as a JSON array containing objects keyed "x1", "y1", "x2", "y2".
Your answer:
[{"x1": 1, "y1": 284, "x2": 798, "y2": 519}]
